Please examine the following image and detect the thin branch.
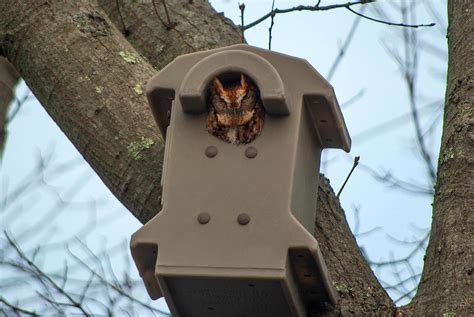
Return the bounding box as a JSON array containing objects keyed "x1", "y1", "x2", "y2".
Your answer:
[
  {"x1": 356, "y1": 227, "x2": 383, "y2": 238},
  {"x1": 0, "y1": 156, "x2": 82, "y2": 211},
  {"x1": 327, "y1": 6, "x2": 365, "y2": 81},
  {"x1": 243, "y1": 1, "x2": 374, "y2": 30},
  {"x1": 160, "y1": 0, "x2": 174, "y2": 28},
  {"x1": 4, "y1": 232, "x2": 91, "y2": 316},
  {"x1": 152, "y1": 0, "x2": 167, "y2": 28},
  {"x1": 404, "y1": 30, "x2": 437, "y2": 184},
  {"x1": 346, "y1": 6, "x2": 435, "y2": 28},
  {"x1": 0, "y1": 296, "x2": 40, "y2": 316},
  {"x1": 152, "y1": 0, "x2": 175, "y2": 30},
  {"x1": 352, "y1": 99, "x2": 442, "y2": 144},
  {"x1": 337, "y1": 155, "x2": 360, "y2": 198},
  {"x1": 6, "y1": 90, "x2": 30, "y2": 124},
  {"x1": 340, "y1": 88, "x2": 366, "y2": 109},
  {"x1": 383, "y1": 273, "x2": 421, "y2": 291},
  {"x1": 239, "y1": 3, "x2": 245, "y2": 43},
  {"x1": 15, "y1": 172, "x2": 93, "y2": 243},
  {"x1": 380, "y1": 3, "x2": 437, "y2": 183},
  {"x1": 67, "y1": 246, "x2": 169, "y2": 315},
  {"x1": 370, "y1": 233, "x2": 429, "y2": 267},
  {"x1": 422, "y1": 0, "x2": 447, "y2": 35},
  {"x1": 357, "y1": 162, "x2": 433, "y2": 195},
  {"x1": 393, "y1": 286, "x2": 417, "y2": 304},
  {"x1": 114, "y1": 0, "x2": 129, "y2": 36},
  {"x1": 268, "y1": 0, "x2": 276, "y2": 50}
]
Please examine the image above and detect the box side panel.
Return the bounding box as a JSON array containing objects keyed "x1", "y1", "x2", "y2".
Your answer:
[{"x1": 290, "y1": 99, "x2": 322, "y2": 233}]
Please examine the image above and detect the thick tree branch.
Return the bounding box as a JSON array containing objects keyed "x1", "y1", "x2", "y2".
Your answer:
[
  {"x1": 315, "y1": 177, "x2": 394, "y2": 315},
  {"x1": 401, "y1": 1, "x2": 474, "y2": 315},
  {"x1": 97, "y1": 0, "x2": 241, "y2": 70},
  {"x1": 0, "y1": 1, "x2": 161, "y2": 222}
]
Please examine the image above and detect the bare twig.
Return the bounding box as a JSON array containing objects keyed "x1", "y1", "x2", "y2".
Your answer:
[
  {"x1": 357, "y1": 162, "x2": 433, "y2": 195},
  {"x1": 367, "y1": 230, "x2": 429, "y2": 303},
  {"x1": 370, "y1": 233, "x2": 429, "y2": 267},
  {"x1": 351, "y1": 206, "x2": 383, "y2": 238},
  {"x1": 422, "y1": 0, "x2": 447, "y2": 35},
  {"x1": 337, "y1": 155, "x2": 360, "y2": 198},
  {"x1": 239, "y1": 3, "x2": 245, "y2": 43},
  {"x1": 15, "y1": 171, "x2": 93, "y2": 242},
  {"x1": 244, "y1": 1, "x2": 374, "y2": 30},
  {"x1": 114, "y1": 0, "x2": 129, "y2": 36},
  {"x1": 352, "y1": 99, "x2": 442, "y2": 144},
  {"x1": 403, "y1": 15, "x2": 437, "y2": 184},
  {"x1": 4, "y1": 232, "x2": 91, "y2": 316},
  {"x1": 161, "y1": 0, "x2": 174, "y2": 28},
  {"x1": 67, "y1": 245, "x2": 169, "y2": 315},
  {"x1": 393, "y1": 286, "x2": 417, "y2": 304},
  {"x1": 152, "y1": 0, "x2": 175, "y2": 30},
  {"x1": 268, "y1": 0, "x2": 276, "y2": 50},
  {"x1": 346, "y1": 6, "x2": 435, "y2": 28},
  {"x1": 380, "y1": 3, "x2": 437, "y2": 183},
  {"x1": 327, "y1": 6, "x2": 365, "y2": 81},
  {"x1": 340, "y1": 88, "x2": 366, "y2": 109},
  {"x1": 152, "y1": 0, "x2": 167, "y2": 27},
  {"x1": 6, "y1": 90, "x2": 30, "y2": 124},
  {"x1": 0, "y1": 296, "x2": 40, "y2": 316}
]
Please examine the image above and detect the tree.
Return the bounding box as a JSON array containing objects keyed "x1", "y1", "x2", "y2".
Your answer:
[{"x1": 0, "y1": 0, "x2": 472, "y2": 315}]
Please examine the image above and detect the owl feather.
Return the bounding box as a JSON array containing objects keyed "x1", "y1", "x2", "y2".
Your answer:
[{"x1": 207, "y1": 74, "x2": 265, "y2": 145}]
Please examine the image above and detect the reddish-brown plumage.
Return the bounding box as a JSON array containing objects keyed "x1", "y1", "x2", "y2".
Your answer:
[{"x1": 207, "y1": 74, "x2": 265, "y2": 144}]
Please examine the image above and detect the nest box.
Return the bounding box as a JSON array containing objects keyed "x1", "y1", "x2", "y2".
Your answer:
[{"x1": 130, "y1": 44, "x2": 351, "y2": 316}]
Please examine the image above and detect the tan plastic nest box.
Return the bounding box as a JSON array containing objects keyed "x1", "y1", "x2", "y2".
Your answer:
[{"x1": 130, "y1": 44, "x2": 351, "y2": 316}]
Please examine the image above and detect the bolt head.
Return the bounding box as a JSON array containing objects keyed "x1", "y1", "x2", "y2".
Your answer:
[
  {"x1": 245, "y1": 146, "x2": 257, "y2": 159},
  {"x1": 197, "y1": 212, "x2": 211, "y2": 224},
  {"x1": 237, "y1": 213, "x2": 250, "y2": 225},
  {"x1": 205, "y1": 146, "x2": 218, "y2": 158}
]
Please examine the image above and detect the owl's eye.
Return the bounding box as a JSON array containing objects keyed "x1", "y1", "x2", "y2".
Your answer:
[
  {"x1": 236, "y1": 94, "x2": 245, "y2": 104},
  {"x1": 221, "y1": 95, "x2": 231, "y2": 104}
]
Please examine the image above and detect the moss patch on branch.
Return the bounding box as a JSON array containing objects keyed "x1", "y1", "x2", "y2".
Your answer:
[
  {"x1": 119, "y1": 51, "x2": 139, "y2": 64},
  {"x1": 72, "y1": 11, "x2": 109, "y2": 36},
  {"x1": 95, "y1": 85, "x2": 104, "y2": 94},
  {"x1": 133, "y1": 84, "x2": 143, "y2": 95},
  {"x1": 127, "y1": 137, "x2": 155, "y2": 160}
]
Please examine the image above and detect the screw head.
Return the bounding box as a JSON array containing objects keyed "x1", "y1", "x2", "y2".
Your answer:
[
  {"x1": 205, "y1": 146, "x2": 218, "y2": 158},
  {"x1": 197, "y1": 212, "x2": 210, "y2": 224},
  {"x1": 237, "y1": 213, "x2": 250, "y2": 225},
  {"x1": 245, "y1": 146, "x2": 257, "y2": 159}
]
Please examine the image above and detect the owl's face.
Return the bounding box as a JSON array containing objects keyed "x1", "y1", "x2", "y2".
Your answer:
[{"x1": 210, "y1": 74, "x2": 257, "y2": 126}]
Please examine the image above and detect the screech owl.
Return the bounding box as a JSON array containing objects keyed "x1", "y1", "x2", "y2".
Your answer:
[{"x1": 207, "y1": 74, "x2": 265, "y2": 145}]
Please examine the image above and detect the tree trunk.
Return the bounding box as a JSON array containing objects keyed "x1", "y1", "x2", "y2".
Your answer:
[
  {"x1": 0, "y1": 57, "x2": 19, "y2": 156},
  {"x1": 0, "y1": 0, "x2": 471, "y2": 315},
  {"x1": 401, "y1": 1, "x2": 474, "y2": 315}
]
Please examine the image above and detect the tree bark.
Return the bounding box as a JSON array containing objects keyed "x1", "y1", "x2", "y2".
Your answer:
[
  {"x1": 402, "y1": 1, "x2": 474, "y2": 315},
  {"x1": 96, "y1": 0, "x2": 242, "y2": 70},
  {"x1": 0, "y1": 0, "x2": 471, "y2": 315},
  {"x1": 0, "y1": 57, "x2": 19, "y2": 156}
]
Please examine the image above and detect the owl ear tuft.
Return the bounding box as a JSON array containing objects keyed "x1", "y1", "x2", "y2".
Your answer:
[
  {"x1": 240, "y1": 73, "x2": 249, "y2": 89},
  {"x1": 213, "y1": 77, "x2": 224, "y2": 93}
]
